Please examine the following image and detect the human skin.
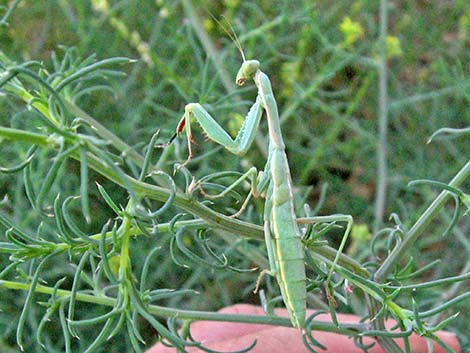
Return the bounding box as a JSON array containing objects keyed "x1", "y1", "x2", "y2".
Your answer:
[{"x1": 146, "y1": 304, "x2": 460, "y2": 353}]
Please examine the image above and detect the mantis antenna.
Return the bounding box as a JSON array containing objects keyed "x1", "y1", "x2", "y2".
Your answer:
[{"x1": 211, "y1": 14, "x2": 246, "y2": 62}]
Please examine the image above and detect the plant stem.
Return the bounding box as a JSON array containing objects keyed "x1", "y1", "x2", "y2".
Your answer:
[
  {"x1": 0, "y1": 127, "x2": 50, "y2": 147},
  {"x1": 374, "y1": 0, "x2": 389, "y2": 234},
  {"x1": 64, "y1": 100, "x2": 146, "y2": 167},
  {"x1": 118, "y1": 201, "x2": 134, "y2": 281},
  {"x1": 375, "y1": 160, "x2": 470, "y2": 282},
  {"x1": 0, "y1": 279, "x2": 365, "y2": 334}
]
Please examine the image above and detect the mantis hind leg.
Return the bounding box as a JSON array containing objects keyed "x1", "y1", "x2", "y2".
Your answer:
[
  {"x1": 298, "y1": 214, "x2": 353, "y2": 316},
  {"x1": 253, "y1": 219, "x2": 277, "y2": 293},
  {"x1": 253, "y1": 179, "x2": 278, "y2": 293},
  {"x1": 297, "y1": 214, "x2": 353, "y2": 279}
]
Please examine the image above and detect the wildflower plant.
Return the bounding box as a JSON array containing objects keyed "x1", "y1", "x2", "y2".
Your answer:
[{"x1": 0, "y1": 2, "x2": 469, "y2": 353}]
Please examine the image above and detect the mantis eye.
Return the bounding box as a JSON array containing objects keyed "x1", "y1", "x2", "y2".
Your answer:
[{"x1": 237, "y1": 78, "x2": 246, "y2": 86}]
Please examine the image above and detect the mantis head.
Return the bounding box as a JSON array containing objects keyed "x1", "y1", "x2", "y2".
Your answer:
[{"x1": 236, "y1": 60, "x2": 260, "y2": 86}]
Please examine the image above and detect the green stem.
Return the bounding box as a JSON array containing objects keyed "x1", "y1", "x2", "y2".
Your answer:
[
  {"x1": 0, "y1": 279, "x2": 364, "y2": 334},
  {"x1": 374, "y1": 0, "x2": 389, "y2": 234},
  {"x1": 370, "y1": 3, "x2": 402, "y2": 350},
  {"x1": 4, "y1": 74, "x2": 168, "y2": 190},
  {"x1": 118, "y1": 201, "x2": 134, "y2": 281},
  {"x1": 0, "y1": 127, "x2": 50, "y2": 147},
  {"x1": 0, "y1": 0, "x2": 22, "y2": 26},
  {"x1": 375, "y1": 160, "x2": 470, "y2": 282},
  {"x1": 63, "y1": 100, "x2": 146, "y2": 168}
]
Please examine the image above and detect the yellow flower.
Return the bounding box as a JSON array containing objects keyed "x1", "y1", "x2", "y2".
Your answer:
[
  {"x1": 203, "y1": 18, "x2": 214, "y2": 32},
  {"x1": 351, "y1": 223, "x2": 370, "y2": 242},
  {"x1": 108, "y1": 255, "x2": 121, "y2": 277},
  {"x1": 339, "y1": 16, "x2": 364, "y2": 47},
  {"x1": 385, "y1": 35, "x2": 402, "y2": 58},
  {"x1": 91, "y1": 0, "x2": 109, "y2": 12},
  {"x1": 459, "y1": 10, "x2": 470, "y2": 41},
  {"x1": 223, "y1": 0, "x2": 240, "y2": 9},
  {"x1": 347, "y1": 223, "x2": 371, "y2": 256}
]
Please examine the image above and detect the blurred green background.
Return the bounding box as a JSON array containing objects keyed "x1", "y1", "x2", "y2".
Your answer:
[{"x1": 0, "y1": 0, "x2": 469, "y2": 352}]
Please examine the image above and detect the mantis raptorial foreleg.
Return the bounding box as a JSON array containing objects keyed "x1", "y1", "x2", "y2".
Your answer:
[{"x1": 174, "y1": 98, "x2": 263, "y2": 168}]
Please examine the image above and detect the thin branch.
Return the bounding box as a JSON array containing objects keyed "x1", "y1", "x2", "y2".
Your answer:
[
  {"x1": 373, "y1": 0, "x2": 389, "y2": 234},
  {"x1": 0, "y1": 279, "x2": 365, "y2": 334},
  {"x1": 375, "y1": 160, "x2": 470, "y2": 282}
]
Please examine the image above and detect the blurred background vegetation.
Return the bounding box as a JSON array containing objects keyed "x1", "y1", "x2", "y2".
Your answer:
[{"x1": 0, "y1": 0, "x2": 469, "y2": 352}]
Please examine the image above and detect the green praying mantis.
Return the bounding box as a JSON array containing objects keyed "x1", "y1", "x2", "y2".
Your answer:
[{"x1": 166, "y1": 38, "x2": 353, "y2": 329}]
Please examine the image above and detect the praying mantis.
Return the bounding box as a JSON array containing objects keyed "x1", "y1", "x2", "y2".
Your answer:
[{"x1": 167, "y1": 40, "x2": 353, "y2": 329}]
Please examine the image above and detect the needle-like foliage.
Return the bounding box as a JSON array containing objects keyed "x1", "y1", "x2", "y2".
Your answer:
[{"x1": 0, "y1": 1, "x2": 469, "y2": 352}]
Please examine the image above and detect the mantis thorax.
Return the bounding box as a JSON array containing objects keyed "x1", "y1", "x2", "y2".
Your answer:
[{"x1": 236, "y1": 60, "x2": 260, "y2": 86}]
